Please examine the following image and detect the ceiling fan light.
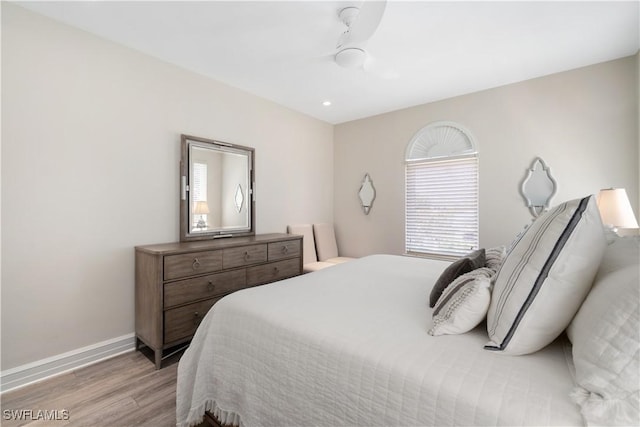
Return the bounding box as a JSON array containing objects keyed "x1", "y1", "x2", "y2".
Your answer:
[{"x1": 335, "y1": 48, "x2": 366, "y2": 69}]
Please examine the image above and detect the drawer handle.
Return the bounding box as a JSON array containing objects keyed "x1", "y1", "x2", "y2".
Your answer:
[
  {"x1": 244, "y1": 251, "x2": 250, "y2": 261},
  {"x1": 273, "y1": 267, "x2": 279, "y2": 275},
  {"x1": 193, "y1": 311, "x2": 200, "y2": 325},
  {"x1": 207, "y1": 281, "x2": 215, "y2": 292},
  {"x1": 192, "y1": 258, "x2": 201, "y2": 270},
  {"x1": 281, "y1": 246, "x2": 289, "y2": 254}
]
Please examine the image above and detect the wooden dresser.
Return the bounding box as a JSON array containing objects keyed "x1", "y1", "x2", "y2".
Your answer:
[{"x1": 135, "y1": 233, "x2": 302, "y2": 369}]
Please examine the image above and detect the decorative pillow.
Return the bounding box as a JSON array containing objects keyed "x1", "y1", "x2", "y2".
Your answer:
[
  {"x1": 567, "y1": 236, "x2": 639, "y2": 426},
  {"x1": 484, "y1": 246, "x2": 506, "y2": 273},
  {"x1": 507, "y1": 223, "x2": 530, "y2": 253},
  {"x1": 485, "y1": 195, "x2": 606, "y2": 355},
  {"x1": 429, "y1": 267, "x2": 494, "y2": 336},
  {"x1": 429, "y1": 249, "x2": 485, "y2": 307}
]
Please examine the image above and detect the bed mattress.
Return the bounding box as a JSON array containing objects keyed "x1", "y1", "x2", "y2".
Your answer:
[{"x1": 177, "y1": 254, "x2": 582, "y2": 426}]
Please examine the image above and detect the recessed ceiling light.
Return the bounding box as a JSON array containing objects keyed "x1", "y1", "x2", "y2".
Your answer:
[{"x1": 322, "y1": 100, "x2": 332, "y2": 106}]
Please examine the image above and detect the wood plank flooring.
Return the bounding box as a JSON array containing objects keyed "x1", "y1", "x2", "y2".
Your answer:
[{"x1": 1, "y1": 349, "x2": 180, "y2": 427}]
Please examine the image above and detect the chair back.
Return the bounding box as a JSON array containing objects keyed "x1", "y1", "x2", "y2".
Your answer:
[
  {"x1": 313, "y1": 223, "x2": 339, "y2": 262},
  {"x1": 287, "y1": 224, "x2": 318, "y2": 265}
]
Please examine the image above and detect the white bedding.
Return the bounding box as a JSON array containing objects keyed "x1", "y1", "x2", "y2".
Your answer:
[{"x1": 177, "y1": 254, "x2": 583, "y2": 427}]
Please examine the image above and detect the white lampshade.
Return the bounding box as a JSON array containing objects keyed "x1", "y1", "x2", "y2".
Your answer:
[
  {"x1": 596, "y1": 188, "x2": 639, "y2": 228},
  {"x1": 193, "y1": 201, "x2": 210, "y2": 215}
]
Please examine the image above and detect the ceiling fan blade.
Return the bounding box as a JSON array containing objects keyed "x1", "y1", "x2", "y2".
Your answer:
[
  {"x1": 363, "y1": 54, "x2": 399, "y2": 80},
  {"x1": 347, "y1": 0, "x2": 387, "y2": 46}
]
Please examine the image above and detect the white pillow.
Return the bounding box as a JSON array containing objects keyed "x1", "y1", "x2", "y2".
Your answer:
[
  {"x1": 429, "y1": 267, "x2": 493, "y2": 336},
  {"x1": 567, "y1": 236, "x2": 640, "y2": 426},
  {"x1": 485, "y1": 195, "x2": 606, "y2": 355}
]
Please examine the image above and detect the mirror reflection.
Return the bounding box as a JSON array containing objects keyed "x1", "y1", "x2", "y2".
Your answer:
[
  {"x1": 180, "y1": 135, "x2": 255, "y2": 241},
  {"x1": 234, "y1": 184, "x2": 245, "y2": 213}
]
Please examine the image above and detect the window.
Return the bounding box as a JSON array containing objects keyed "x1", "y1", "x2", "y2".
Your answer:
[
  {"x1": 192, "y1": 162, "x2": 208, "y2": 227},
  {"x1": 405, "y1": 122, "x2": 479, "y2": 259}
]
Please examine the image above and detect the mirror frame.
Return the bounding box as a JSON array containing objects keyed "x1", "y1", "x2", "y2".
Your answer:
[
  {"x1": 520, "y1": 157, "x2": 557, "y2": 218},
  {"x1": 358, "y1": 173, "x2": 376, "y2": 215},
  {"x1": 180, "y1": 134, "x2": 255, "y2": 241}
]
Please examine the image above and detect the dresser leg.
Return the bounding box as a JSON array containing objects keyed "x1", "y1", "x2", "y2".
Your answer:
[{"x1": 154, "y1": 350, "x2": 162, "y2": 370}]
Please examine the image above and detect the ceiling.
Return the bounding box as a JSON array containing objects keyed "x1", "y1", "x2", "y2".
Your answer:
[{"x1": 15, "y1": 1, "x2": 640, "y2": 124}]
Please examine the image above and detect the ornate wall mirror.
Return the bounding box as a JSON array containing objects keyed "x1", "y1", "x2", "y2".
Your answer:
[
  {"x1": 358, "y1": 173, "x2": 376, "y2": 214},
  {"x1": 520, "y1": 157, "x2": 557, "y2": 218},
  {"x1": 180, "y1": 135, "x2": 255, "y2": 241}
]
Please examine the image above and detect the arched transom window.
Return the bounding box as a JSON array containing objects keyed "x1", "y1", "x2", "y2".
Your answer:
[{"x1": 405, "y1": 121, "x2": 479, "y2": 258}]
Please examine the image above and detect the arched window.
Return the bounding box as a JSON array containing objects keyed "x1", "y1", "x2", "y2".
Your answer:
[{"x1": 405, "y1": 121, "x2": 479, "y2": 258}]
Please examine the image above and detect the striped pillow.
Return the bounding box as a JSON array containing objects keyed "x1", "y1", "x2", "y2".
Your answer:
[
  {"x1": 429, "y1": 267, "x2": 494, "y2": 336},
  {"x1": 485, "y1": 195, "x2": 606, "y2": 355},
  {"x1": 429, "y1": 248, "x2": 485, "y2": 307},
  {"x1": 485, "y1": 246, "x2": 506, "y2": 273}
]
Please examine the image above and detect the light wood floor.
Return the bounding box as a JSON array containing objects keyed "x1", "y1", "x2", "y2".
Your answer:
[{"x1": 1, "y1": 349, "x2": 180, "y2": 427}]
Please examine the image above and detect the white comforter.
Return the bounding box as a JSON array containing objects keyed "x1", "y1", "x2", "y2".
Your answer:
[{"x1": 177, "y1": 255, "x2": 582, "y2": 427}]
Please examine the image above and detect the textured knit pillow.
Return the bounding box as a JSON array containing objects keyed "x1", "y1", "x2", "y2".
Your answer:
[
  {"x1": 429, "y1": 267, "x2": 494, "y2": 336},
  {"x1": 485, "y1": 195, "x2": 606, "y2": 355},
  {"x1": 484, "y1": 246, "x2": 506, "y2": 273},
  {"x1": 567, "y1": 236, "x2": 640, "y2": 426},
  {"x1": 429, "y1": 249, "x2": 485, "y2": 307}
]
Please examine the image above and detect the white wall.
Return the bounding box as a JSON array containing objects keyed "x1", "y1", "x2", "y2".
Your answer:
[
  {"x1": 334, "y1": 55, "x2": 639, "y2": 257},
  {"x1": 1, "y1": 4, "x2": 334, "y2": 370}
]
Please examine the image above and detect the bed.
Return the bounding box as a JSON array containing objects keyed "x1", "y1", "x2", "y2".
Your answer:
[{"x1": 177, "y1": 196, "x2": 639, "y2": 427}]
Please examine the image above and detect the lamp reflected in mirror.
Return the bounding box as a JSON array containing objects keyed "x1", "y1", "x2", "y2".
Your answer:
[{"x1": 193, "y1": 201, "x2": 210, "y2": 229}]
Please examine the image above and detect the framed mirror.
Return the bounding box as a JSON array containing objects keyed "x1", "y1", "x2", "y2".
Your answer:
[
  {"x1": 520, "y1": 157, "x2": 557, "y2": 218},
  {"x1": 180, "y1": 135, "x2": 255, "y2": 241},
  {"x1": 358, "y1": 173, "x2": 376, "y2": 215}
]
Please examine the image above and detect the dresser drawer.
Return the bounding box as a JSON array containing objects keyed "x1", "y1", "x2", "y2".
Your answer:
[
  {"x1": 223, "y1": 244, "x2": 267, "y2": 269},
  {"x1": 164, "y1": 250, "x2": 223, "y2": 281},
  {"x1": 247, "y1": 258, "x2": 301, "y2": 286},
  {"x1": 164, "y1": 298, "x2": 218, "y2": 344},
  {"x1": 268, "y1": 239, "x2": 301, "y2": 261},
  {"x1": 164, "y1": 269, "x2": 246, "y2": 308}
]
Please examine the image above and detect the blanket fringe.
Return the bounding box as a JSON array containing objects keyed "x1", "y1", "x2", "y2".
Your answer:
[
  {"x1": 178, "y1": 398, "x2": 243, "y2": 427},
  {"x1": 570, "y1": 386, "x2": 640, "y2": 426}
]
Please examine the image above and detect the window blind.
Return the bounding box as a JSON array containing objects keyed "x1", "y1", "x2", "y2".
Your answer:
[
  {"x1": 192, "y1": 162, "x2": 208, "y2": 224},
  {"x1": 405, "y1": 156, "x2": 479, "y2": 258},
  {"x1": 192, "y1": 162, "x2": 207, "y2": 202}
]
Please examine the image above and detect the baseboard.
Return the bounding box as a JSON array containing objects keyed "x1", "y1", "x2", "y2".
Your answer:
[{"x1": 0, "y1": 333, "x2": 136, "y2": 393}]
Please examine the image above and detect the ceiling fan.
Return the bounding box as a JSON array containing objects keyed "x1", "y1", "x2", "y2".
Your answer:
[{"x1": 334, "y1": 0, "x2": 387, "y2": 70}]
